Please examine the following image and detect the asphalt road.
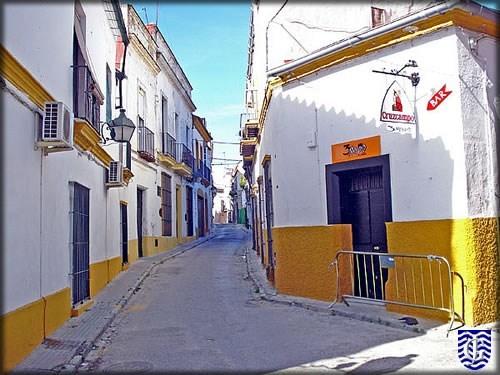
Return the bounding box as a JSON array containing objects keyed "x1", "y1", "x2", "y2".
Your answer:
[{"x1": 82, "y1": 225, "x2": 491, "y2": 373}]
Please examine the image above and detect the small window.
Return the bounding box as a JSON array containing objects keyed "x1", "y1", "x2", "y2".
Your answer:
[{"x1": 371, "y1": 7, "x2": 388, "y2": 28}]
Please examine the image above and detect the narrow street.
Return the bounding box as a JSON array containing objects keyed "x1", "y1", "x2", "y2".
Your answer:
[{"x1": 80, "y1": 225, "x2": 467, "y2": 373}]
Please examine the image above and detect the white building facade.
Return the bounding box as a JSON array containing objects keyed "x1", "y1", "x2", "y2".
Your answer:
[
  {"x1": 1, "y1": 1, "x2": 213, "y2": 370},
  {"x1": 242, "y1": 1, "x2": 498, "y2": 327}
]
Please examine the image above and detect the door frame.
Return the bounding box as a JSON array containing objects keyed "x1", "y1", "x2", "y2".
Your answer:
[
  {"x1": 70, "y1": 182, "x2": 90, "y2": 306},
  {"x1": 186, "y1": 185, "x2": 193, "y2": 237},
  {"x1": 176, "y1": 185, "x2": 182, "y2": 239},
  {"x1": 326, "y1": 154, "x2": 392, "y2": 225},
  {"x1": 137, "y1": 188, "x2": 144, "y2": 258},
  {"x1": 120, "y1": 202, "x2": 128, "y2": 264}
]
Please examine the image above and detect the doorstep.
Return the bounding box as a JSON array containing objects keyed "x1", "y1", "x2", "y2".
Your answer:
[{"x1": 71, "y1": 299, "x2": 94, "y2": 317}]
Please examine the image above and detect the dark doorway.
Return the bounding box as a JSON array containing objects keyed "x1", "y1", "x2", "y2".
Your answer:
[
  {"x1": 197, "y1": 194, "x2": 205, "y2": 237},
  {"x1": 257, "y1": 178, "x2": 265, "y2": 264},
  {"x1": 71, "y1": 182, "x2": 90, "y2": 305},
  {"x1": 326, "y1": 155, "x2": 392, "y2": 300},
  {"x1": 137, "y1": 189, "x2": 144, "y2": 258},
  {"x1": 120, "y1": 202, "x2": 128, "y2": 264},
  {"x1": 186, "y1": 186, "x2": 193, "y2": 236},
  {"x1": 263, "y1": 159, "x2": 274, "y2": 280},
  {"x1": 204, "y1": 197, "x2": 209, "y2": 235},
  {"x1": 161, "y1": 173, "x2": 172, "y2": 236}
]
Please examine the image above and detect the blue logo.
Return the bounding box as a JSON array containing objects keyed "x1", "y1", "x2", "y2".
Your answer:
[{"x1": 458, "y1": 329, "x2": 491, "y2": 371}]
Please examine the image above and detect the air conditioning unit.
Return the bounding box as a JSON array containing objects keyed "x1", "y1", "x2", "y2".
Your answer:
[
  {"x1": 106, "y1": 161, "x2": 124, "y2": 187},
  {"x1": 37, "y1": 101, "x2": 73, "y2": 149}
]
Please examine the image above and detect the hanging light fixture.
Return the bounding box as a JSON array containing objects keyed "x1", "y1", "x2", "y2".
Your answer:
[{"x1": 101, "y1": 108, "x2": 135, "y2": 143}]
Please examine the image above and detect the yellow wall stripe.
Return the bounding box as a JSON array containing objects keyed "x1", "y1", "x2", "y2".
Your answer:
[
  {"x1": 386, "y1": 217, "x2": 499, "y2": 325},
  {"x1": 1, "y1": 288, "x2": 70, "y2": 372},
  {"x1": 272, "y1": 225, "x2": 353, "y2": 301},
  {"x1": 0, "y1": 44, "x2": 54, "y2": 109}
]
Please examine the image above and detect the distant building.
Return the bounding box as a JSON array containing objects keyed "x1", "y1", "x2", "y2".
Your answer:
[
  {"x1": 230, "y1": 162, "x2": 250, "y2": 225},
  {"x1": 213, "y1": 167, "x2": 234, "y2": 224},
  {"x1": 241, "y1": 1, "x2": 499, "y2": 326}
]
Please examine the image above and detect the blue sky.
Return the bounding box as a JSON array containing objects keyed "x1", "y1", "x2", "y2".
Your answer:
[
  {"x1": 131, "y1": 0, "x2": 497, "y2": 183},
  {"x1": 131, "y1": 1, "x2": 250, "y2": 175}
]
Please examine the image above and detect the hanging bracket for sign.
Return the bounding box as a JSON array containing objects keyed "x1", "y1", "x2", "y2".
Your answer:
[{"x1": 372, "y1": 60, "x2": 420, "y2": 87}]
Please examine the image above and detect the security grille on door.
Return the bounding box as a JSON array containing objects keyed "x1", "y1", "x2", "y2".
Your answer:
[
  {"x1": 106, "y1": 161, "x2": 124, "y2": 187},
  {"x1": 37, "y1": 101, "x2": 74, "y2": 149}
]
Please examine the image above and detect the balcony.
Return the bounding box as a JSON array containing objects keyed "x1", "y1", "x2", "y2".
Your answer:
[
  {"x1": 73, "y1": 65, "x2": 101, "y2": 133},
  {"x1": 137, "y1": 125, "x2": 155, "y2": 162},
  {"x1": 203, "y1": 163, "x2": 211, "y2": 185},
  {"x1": 172, "y1": 143, "x2": 193, "y2": 177},
  {"x1": 194, "y1": 160, "x2": 212, "y2": 186},
  {"x1": 157, "y1": 132, "x2": 177, "y2": 168}
]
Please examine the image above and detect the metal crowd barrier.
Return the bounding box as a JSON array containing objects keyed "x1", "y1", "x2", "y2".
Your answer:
[{"x1": 329, "y1": 250, "x2": 463, "y2": 335}]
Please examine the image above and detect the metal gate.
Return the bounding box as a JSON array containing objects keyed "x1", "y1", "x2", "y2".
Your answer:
[
  {"x1": 330, "y1": 250, "x2": 463, "y2": 335},
  {"x1": 71, "y1": 182, "x2": 90, "y2": 305}
]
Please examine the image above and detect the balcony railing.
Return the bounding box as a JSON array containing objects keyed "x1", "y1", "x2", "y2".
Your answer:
[
  {"x1": 137, "y1": 125, "x2": 155, "y2": 162},
  {"x1": 161, "y1": 132, "x2": 176, "y2": 159},
  {"x1": 73, "y1": 65, "x2": 100, "y2": 132},
  {"x1": 194, "y1": 160, "x2": 212, "y2": 184},
  {"x1": 175, "y1": 143, "x2": 194, "y2": 170},
  {"x1": 239, "y1": 111, "x2": 259, "y2": 129},
  {"x1": 203, "y1": 163, "x2": 211, "y2": 184}
]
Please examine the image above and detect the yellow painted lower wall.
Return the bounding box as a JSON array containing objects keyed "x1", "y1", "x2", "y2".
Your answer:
[
  {"x1": 386, "y1": 217, "x2": 499, "y2": 326},
  {"x1": 44, "y1": 288, "x2": 71, "y2": 336},
  {"x1": 272, "y1": 225, "x2": 353, "y2": 302},
  {"x1": 89, "y1": 256, "x2": 122, "y2": 297},
  {"x1": 1, "y1": 288, "x2": 70, "y2": 372},
  {"x1": 128, "y1": 239, "x2": 139, "y2": 264},
  {"x1": 142, "y1": 235, "x2": 196, "y2": 257}
]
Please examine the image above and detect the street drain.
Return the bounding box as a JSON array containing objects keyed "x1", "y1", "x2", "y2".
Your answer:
[{"x1": 103, "y1": 361, "x2": 154, "y2": 372}]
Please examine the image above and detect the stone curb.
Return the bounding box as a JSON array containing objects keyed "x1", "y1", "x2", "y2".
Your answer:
[
  {"x1": 243, "y1": 245, "x2": 426, "y2": 335},
  {"x1": 62, "y1": 234, "x2": 217, "y2": 372}
]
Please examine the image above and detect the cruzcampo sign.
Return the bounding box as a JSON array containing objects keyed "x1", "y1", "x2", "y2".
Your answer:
[
  {"x1": 380, "y1": 80, "x2": 416, "y2": 135},
  {"x1": 331, "y1": 135, "x2": 381, "y2": 164}
]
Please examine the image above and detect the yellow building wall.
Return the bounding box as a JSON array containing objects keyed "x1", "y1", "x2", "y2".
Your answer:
[
  {"x1": 272, "y1": 225, "x2": 353, "y2": 301},
  {"x1": 141, "y1": 235, "x2": 195, "y2": 257},
  {"x1": 1, "y1": 288, "x2": 70, "y2": 372},
  {"x1": 89, "y1": 255, "x2": 122, "y2": 297},
  {"x1": 386, "y1": 217, "x2": 499, "y2": 326},
  {"x1": 128, "y1": 239, "x2": 139, "y2": 264}
]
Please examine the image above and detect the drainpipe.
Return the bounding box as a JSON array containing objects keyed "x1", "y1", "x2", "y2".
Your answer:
[
  {"x1": 265, "y1": 0, "x2": 289, "y2": 72},
  {"x1": 267, "y1": 0, "x2": 460, "y2": 78}
]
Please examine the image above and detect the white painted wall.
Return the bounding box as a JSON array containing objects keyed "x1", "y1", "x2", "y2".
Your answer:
[
  {"x1": 3, "y1": 3, "x2": 74, "y2": 106},
  {"x1": 248, "y1": 1, "x2": 434, "y2": 114},
  {"x1": 2, "y1": 1, "x2": 124, "y2": 313},
  {"x1": 255, "y1": 28, "x2": 479, "y2": 228},
  {"x1": 2, "y1": 90, "x2": 43, "y2": 313},
  {"x1": 456, "y1": 29, "x2": 499, "y2": 218}
]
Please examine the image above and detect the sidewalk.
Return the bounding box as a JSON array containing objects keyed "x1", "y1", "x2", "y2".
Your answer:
[
  {"x1": 14, "y1": 234, "x2": 216, "y2": 373},
  {"x1": 244, "y1": 243, "x2": 496, "y2": 336}
]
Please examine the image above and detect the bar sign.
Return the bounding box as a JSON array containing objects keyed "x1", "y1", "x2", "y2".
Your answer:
[{"x1": 331, "y1": 135, "x2": 381, "y2": 164}]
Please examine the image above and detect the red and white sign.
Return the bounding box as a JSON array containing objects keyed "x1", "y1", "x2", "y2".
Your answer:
[
  {"x1": 380, "y1": 80, "x2": 415, "y2": 135},
  {"x1": 427, "y1": 84, "x2": 452, "y2": 111}
]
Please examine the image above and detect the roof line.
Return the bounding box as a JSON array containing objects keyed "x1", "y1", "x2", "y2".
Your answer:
[{"x1": 267, "y1": 0, "x2": 461, "y2": 78}]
